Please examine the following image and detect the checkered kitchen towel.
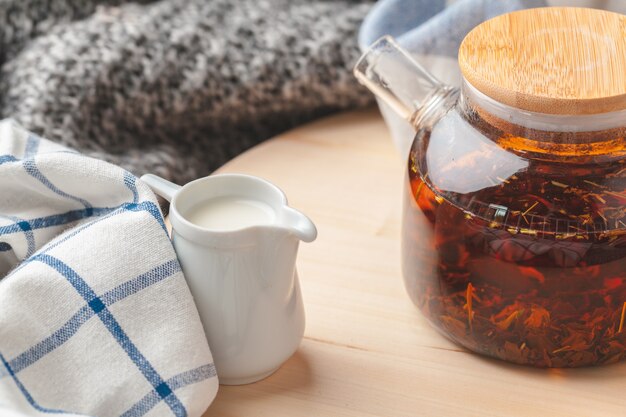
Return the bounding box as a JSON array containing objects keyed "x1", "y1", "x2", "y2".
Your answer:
[{"x1": 0, "y1": 120, "x2": 218, "y2": 416}]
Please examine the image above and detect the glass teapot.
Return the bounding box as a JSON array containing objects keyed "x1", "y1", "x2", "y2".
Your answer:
[{"x1": 354, "y1": 7, "x2": 626, "y2": 367}]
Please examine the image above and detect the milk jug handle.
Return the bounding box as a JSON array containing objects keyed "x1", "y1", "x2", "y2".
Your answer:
[{"x1": 140, "y1": 174, "x2": 181, "y2": 202}]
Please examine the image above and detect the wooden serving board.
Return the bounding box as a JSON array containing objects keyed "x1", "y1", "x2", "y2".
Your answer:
[{"x1": 195, "y1": 108, "x2": 626, "y2": 417}]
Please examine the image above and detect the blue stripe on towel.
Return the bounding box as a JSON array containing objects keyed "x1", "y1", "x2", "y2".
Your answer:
[
  {"x1": 100, "y1": 260, "x2": 180, "y2": 305},
  {"x1": 0, "y1": 352, "x2": 70, "y2": 414},
  {"x1": 0, "y1": 215, "x2": 36, "y2": 257},
  {"x1": 8, "y1": 260, "x2": 181, "y2": 374},
  {"x1": 23, "y1": 159, "x2": 93, "y2": 208},
  {"x1": 0, "y1": 207, "x2": 112, "y2": 236},
  {"x1": 0, "y1": 155, "x2": 17, "y2": 165},
  {"x1": 124, "y1": 201, "x2": 166, "y2": 232},
  {"x1": 121, "y1": 364, "x2": 217, "y2": 417},
  {"x1": 32, "y1": 254, "x2": 186, "y2": 417},
  {"x1": 33, "y1": 206, "x2": 135, "y2": 254},
  {"x1": 41, "y1": 202, "x2": 166, "y2": 254},
  {"x1": 8, "y1": 305, "x2": 93, "y2": 374},
  {"x1": 24, "y1": 134, "x2": 41, "y2": 158},
  {"x1": 6, "y1": 201, "x2": 167, "y2": 280},
  {"x1": 124, "y1": 171, "x2": 139, "y2": 203}
]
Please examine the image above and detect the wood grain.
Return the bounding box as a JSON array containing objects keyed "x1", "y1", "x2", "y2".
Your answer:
[
  {"x1": 195, "y1": 109, "x2": 626, "y2": 416},
  {"x1": 459, "y1": 7, "x2": 626, "y2": 115}
]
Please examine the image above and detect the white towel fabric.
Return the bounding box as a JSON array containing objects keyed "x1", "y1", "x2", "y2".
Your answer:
[{"x1": 0, "y1": 120, "x2": 218, "y2": 416}]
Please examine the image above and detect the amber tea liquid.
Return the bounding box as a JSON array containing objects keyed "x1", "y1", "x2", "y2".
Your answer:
[{"x1": 403, "y1": 112, "x2": 626, "y2": 367}]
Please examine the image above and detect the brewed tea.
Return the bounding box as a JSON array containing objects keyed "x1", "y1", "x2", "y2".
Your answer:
[{"x1": 403, "y1": 108, "x2": 626, "y2": 367}]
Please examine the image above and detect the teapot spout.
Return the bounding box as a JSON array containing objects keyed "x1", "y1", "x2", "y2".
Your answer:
[
  {"x1": 354, "y1": 36, "x2": 452, "y2": 129},
  {"x1": 279, "y1": 207, "x2": 317, "y2": 243}
]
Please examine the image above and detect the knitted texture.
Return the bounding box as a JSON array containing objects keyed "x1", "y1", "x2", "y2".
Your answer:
[{"x1": 0, "y1": 0, "x2": 374, "y2": 184}]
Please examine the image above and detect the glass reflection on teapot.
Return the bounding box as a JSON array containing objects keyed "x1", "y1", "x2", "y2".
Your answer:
[{"x1": 354, "y1": 7, "x2": 626, "y2": 367}]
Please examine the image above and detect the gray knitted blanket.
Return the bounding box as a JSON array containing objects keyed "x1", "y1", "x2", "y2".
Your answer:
[{"x1": 1, "y1": 0, "x2": 373, "y2": 183}]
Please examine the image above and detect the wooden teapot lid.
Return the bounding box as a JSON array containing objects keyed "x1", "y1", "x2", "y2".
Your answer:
[{"x1": 458, "y1": 7, "x2": 626, "y2": 115}]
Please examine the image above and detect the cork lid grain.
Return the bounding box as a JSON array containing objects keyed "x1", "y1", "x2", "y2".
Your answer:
[{"x1": 458, "y1": 7, "x2": 626, "y2": 115}]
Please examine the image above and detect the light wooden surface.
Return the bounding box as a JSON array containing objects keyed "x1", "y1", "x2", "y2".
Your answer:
[
  {"x1": 459, "y1": 7, "x2": 626, "y2": 115},
  {"x1": 199, "y1": 109, "x2": 626, "y2": 417}
]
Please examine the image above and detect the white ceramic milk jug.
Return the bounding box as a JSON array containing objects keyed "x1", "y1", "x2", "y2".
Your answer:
[{"x1": 141, "y1": 173, "x2": 317, "y2": 385}]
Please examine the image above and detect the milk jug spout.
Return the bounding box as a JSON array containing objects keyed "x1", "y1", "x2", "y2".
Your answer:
[
  {"x1": 278, "y1": 206, "x2": 317, "y2": 243},
  {"x1": 354, "y1": 36, "x2": 456, "y2": 129}
]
